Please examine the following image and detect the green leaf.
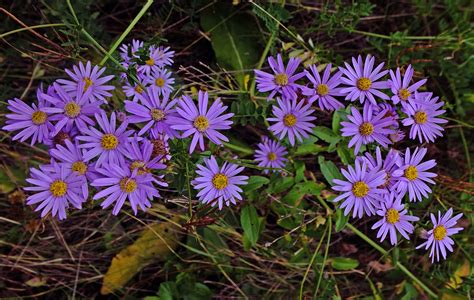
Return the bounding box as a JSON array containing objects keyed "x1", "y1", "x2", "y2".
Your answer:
[
  {"x1": 267, "y1": 176, "x2": 294, "y2": 194},
  {"x1": 282, "y1": 181, "x2": 324, "y2": 206},
  {"x1": 241, "y1": 206, "x2": 260, "y2": 249},
  {"x1": 294, "y1": 143, "x2": 325, "y2": 156},
  {"x1": 318, "y1": 156, "x2": 343, "y2": 186},
  {"x1": 335, "y1": 209, "x2": 349, "y2": 232},
  {"x1": 159, "y1": 282, "x2": 178, "y2": 300},
  {"x1": 331, "y1": 257, "x2": 359, "y2": 270},
  {"x1": 313, "y1": 126, "x2": 341, "y2": 144},
  {"x1": 337, "y1": 143, "x2": 352, "y2": 165},
  {"x1": 244, "y1": 176, "x2": 270, "y2": 193}
]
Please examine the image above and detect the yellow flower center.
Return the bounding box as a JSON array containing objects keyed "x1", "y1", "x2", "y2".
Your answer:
[
  {"x1": 119, "y1": 178, "x2": 138, "y2": 193},
  {"x1": 145, "y1": 57, "x2": 155, "y2": 66},
  {"x1": 64, "y1": 102, "x2": 81, "y2": 118},
  {"x1": 267, "y1": 152, "x2": 277, "y2": 161},
  {"x1": 193, "y1": 115, "x2": 209, "y2": 132},
  {"x1": 71, "y1": 161, "x2": 88, "y2": 175},
  {"x1": 155, "y1": 77, "x2": 165, "y2": 87},
  {"x1": 404, "y1": 166, "x2": 418, "y2": 181},
  {"x1": 359, "y1": 122, "x2": 374, "y2": 136},
  {"x1": 398, "y1": 88, "x2": 411, "y2": 101},
  {"x1": 386, "y1": 208, "x2": 400, "y2": 224},
  {"x1": 135, "y1": 85, "x2": 144, "y2": 94},
  {"x1": 352, "y1": 181, "x2": 369, "y2": 198},
  {"x1": 316, "y1": 84, "x2": 329, "y2": 96},
  {"x1": 150, "y1": 108, "x2": 165, "y2": 121},
  {"x1": 50, "y1": 180, "x2": 68, "y2": 197},
  {"x1": 101, "y1": 134, "x2": 119, "y2": 150},
  {"x1": 274, "y1": 73, "x2": 289, "y2": 86},
  {"x1": 357, "y1": 77, "x2": 372, "y2": 91},
  {"x1": 31, "y1": 111, "x2": 47, "y2": 125},
  {"x1": 283, "y1": 113, "x2": 297, "y2": 127},
  {"x1": 83, "y1": 77, "x2": 93, "y2": 91},
  {"x1": 433, "y1": 225, "x2": 447, "y2": 241},
  {"x1": 130, "y1": 160, "x2": 149, "y2": 175},
  {"x1": 414, "y1": 111, "x2": 427, "y2": 125},
  {"x1": 212, "y1": 173, "x2": 228, "y2": 190}
]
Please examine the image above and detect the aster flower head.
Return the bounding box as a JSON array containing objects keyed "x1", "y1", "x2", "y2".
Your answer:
[
  {"x1": 358, "y1": 147, "x2": 402, "y2": 191},
  {"x1": 192, "y1": 156, "x2": 248, "y2": 210},
  {"x1": 303, "y1": 64, "x2": 344, "y2": 111},
  {"x1": 138, "y1": 45, "x2": 174, "y2": 75},
  {"x1": 25, "y1": 162, "x2": 87, "y2": 220},
  {"x1": 50, "y1": 139, "x2": 96, "y2": 182},
  {"x1": 57, "y1": 61, "x2": 115, "y2": 104},
  {"x1": 124, "y1": 137, "x2": 167, "y2": 176},
  {"x1": 254, "y1": 53, "x2": 304, "y2": 100},
  {"x1": 125, "y1": 87, "x2": 178, "y2": 137},
  {"x1": 340, "y1": 104, "x2": 396, "y2": 154},
  {"x1": 339, "y1": 55, "x2": 389, "y2": 105},
  {"x1": 119, "y1": 39, "x2": 144, "y2": 63},
  {"x1": 332, "y1": 159, "x2": 387, "y2": 218},
  {"x1": 254, "y1": 137, "x2": 288, "y2": 174},
  {"x1": 77, "y1": 111, "x2": 134, "y2": 167},
  {"x1": 91, "y1": 163, "x2": 161, "y2": 215},
  {"x1": 389, "y1": 65, "x2": 427, "y2": 109},
  {"x1": 146, "y1": 68, "x2": 175, "y2": 96},
  {"x1": 416, "y1": 208, "x2": 463, "y2": 262},
  {"x1": 394, "y1": 147, "x2": 437, "y2": 202},
  {"x1": 401, "y1": 92, "x2": 447, "y2": 143},
  {"x1": 267, "y1": 98, "x2": 316, "y2": 146},
  {"x1": 372, "y1": 192, "x2": 419, "y2": 245},
  {"x1": 123, "y1": 76, "x2": 148, "y2": 102},
  {"x1": 170, "y1": 91, "x2": 234, "y2": 153},
  {"x1": 2, "y1": 86, "x2": 53, "y2": 145}
]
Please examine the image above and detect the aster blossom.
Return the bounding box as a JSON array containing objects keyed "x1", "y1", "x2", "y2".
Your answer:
[
  {"x1": 170, "y1": 91, "x2": 233, "y2": 153},
  {"x1": 146, "y1": 68, "x2": 175, "y2": 96},
  {"x1": 388, "y1": 65, "x2": 427, "y2": 109},
  {"x1": 254, "y1": 137, "x2": 288, "y2": 174},
  {"x1": 254, "y1": 53, "x2": 304, "y2": 100},
  {"x1": 339, "y1": 55, "x2": 389, "y2": 105},
  {"x1": 137, "y1": 45, "x2": 174, "y2": 75},
  {"x1": 267, "y1": 97, "x2": 316, "y2": 146},
  {"x1": 119, "y1": 39, "x2": 144, "y2": 64},
  {"x1": 303, "y1": 64, "x2": 344, "y2": 111},
  {"x1": 50, "y1": 139, "x2": 96, "y2": 182},
  {"x1": 192, "y1": 156, "x2": 248, "y2": 210},
  {"x1": 123, "y1": 76, "x2": 147, "y2": 102},
  {"x1": 416, "y1": 209, "x2": 463, "y2": 262},
  {"x1": 124, "y1": 137, "x2": 167, "y2": 176},
  {"x1": 358, "y1": 147, "x2": 402, "y2": 191}
]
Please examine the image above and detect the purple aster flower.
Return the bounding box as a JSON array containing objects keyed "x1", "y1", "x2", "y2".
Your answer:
[
  {"x1": 44, "y1": 126, "x2": 79, "y2": 148},
  {"x1": 2, "y1": 87, "x2": 53, "y2": 145},
  {"x1": 57, "y1": 61, "x2": 115, "y2": 103},
  {"x1": 389, "y1": 129, "x2": 406, "y2": 143},
  {"x1": 77, "y1": 111, "x2": 134, "y2": 167},
  {"x1": 119, "y1": 39, "x2": 144, "y2": 63},
  {"x1": 41, "y1": 82, "x2": 101, "y2": 135},
  {"x1": 137, "y1": 45, "x2": 174, "y2": 75},
  {"x1": 24, "y1": 162, "x2": 87, "y2": 220},
  {"x1": 416, "y1": 208, "x2": 463, "y2": 262},
  {"x1": 302, "y1": 64, "x2": 344, "y2": 111},
  {"x1": 267, "y1": 98, "x2": 316, "y2": 146},
  {"x1": 332, "y1": 159, "x2": 387, "y2": 218},
  {"x1": 123, "y1": 77, "x2": 148, "y2": 102},
  {"x1": 254, "y1": 54, "x2": 304, "y2": 100},
  {"x1": 170, "y1": 91, "x2": 233, "y2": 153},
  {"x1": 372, "y1": 192, "x2": 419, "y2": 245},
  {"x1": 125, "y1": 87, "x2": 178, "y2": 137},
  {"x1": 401, "y1": 92, "x2": 447, "y2": 143},
  {"x1": 124, "y1": 137, "x2": 167, "y2": 176},
  {"x1": 339, "y1": 55, "x2": 389, "y2": 105},
  {"x1": 91, "y1": 163, "x2": 160, "y2": 215},
  {"x1": 254, "y1": 137, "x2": 288, "y2": 174},
  {"x1": 341, "y1": 104, "x2": 396, "y2": 154},
  {"x1": 146, "y1": 68, "x2": 175, "y2": 96},
  {"x1": 358, "y1": 147, "x2": 402, "y2": 191},
  {"x1": 371, "y1": 102, "x2": 399, "y2": 126},
  {"x1": 50, "y1": 139, "x2": 96, "y2": 181},
  {"x1": 388, "y1": 65, "x2": 427, "y2": 109},
  {"x1": 393, "y1": 147, "x2": 437, "y2": 202},
  {"x1": 192, "y1": 156, "x2": 248, "y2": 210}
]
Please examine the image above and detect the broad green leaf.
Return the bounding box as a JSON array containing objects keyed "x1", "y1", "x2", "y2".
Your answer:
[
  {"x1": 335, "y1": 209, "x2": 349, "y2": 232},
  {"x1": 282, "y1": 181, "x2": 324, "y2": 206},
  {"x1": 267, "y1": 176, "x2": 294, "y2": 194},
  {"x1": 337, "y1": 143, "x2": 352, "y2": 165},
  {"x1": 294, "y1": 143, "x2": 325, "y2": 156},
  {"x1": 318, "y1": 156, "x2": 343, "y2": 186},
  {"x1": 244, "y1": 176, "x2": 270, "y2": 193},
  {"x1": 241, "y1": 206, "x2": 260, "y2": 249},
  {"x1": 313, "y1": 126, "x2": 341, "y2": 144},
  {"x1": 331, "y1": 257, "x2": 359, "y2": 270}
]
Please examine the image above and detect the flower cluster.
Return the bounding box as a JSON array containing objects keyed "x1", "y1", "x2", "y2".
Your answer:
[{"x1": 254, "y1": 53, "x2": 462, "y2": 262}]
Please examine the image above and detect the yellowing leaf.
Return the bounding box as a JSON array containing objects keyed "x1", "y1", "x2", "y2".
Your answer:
[
  {"x1": 100, "y1": 216, "x2": 181, "y2": 295},
  {"x1": 243, "y1": 74, "x2": 250, "y2": 91},
  {"x1": 446, "y1": 259, "x2": 471, "y2": 289}
]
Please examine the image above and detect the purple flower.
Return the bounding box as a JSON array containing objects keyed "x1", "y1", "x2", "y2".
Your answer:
[
  {"x1": 267, "y1": 98, "x2": 316, "y2": 146},
  {"x1": 332, "y1": 159, "x2": 387, "y2": 218},
  {"x1": 416, "y1": 208, "x2": 463, "y2": 262},
  {"x1": 358, "y1": 147, "x2": 402, "y2": 191},
  {"x1": 170, "y1": 91, "x2": 233, "y2": 153},
  {"x1": 125, "y1": 87, "x2": 178, "y2": 137},
  {"x1": 2, "y1": 87, "x2": 53, "y2": 145},
  {"x1": 44, "y1": 126, "x2": 79, "y2": 148},
  {"x1": 123, "y1": 77, "x2": 148, "y2": 102},
  {"x1": 91, "y1": 163, "x2": 160, "y2": 215},
  {"x1": 393, "y1": 147, "x2": 437, "y2": 202},
  {"x1": 57, "y1": 61, "x2": 115, "y2": 103},
  {"x1": 138, "y1": 46, "x2": 174, "y2": 75},
  {"x1": 25, "y1": 162, "x2": 87, "y2": 220},
  {"x1": 371, "y1": 192, "x2": 419, "y2": 245},
  {"x1": 339, "y1": 55, "x2": 389, "y2": 105},
  {"x1": 341, "y1": 104, "x2": 396, "y2": 154},
  {"x1": 303, "y1": 64, "x2": 344, "y2": 111},
  {"x1": 50, "y1": 139, "x2": 96, "y2": 181},
  {"x1": 124, "y1": 137, "x2": 167, "y2": 176},
  {"x1": 146, "y1": 68, "x2": 175, "y2": 96},
  {"x1": 120, "y1": 39, "x2": 144, "y2": 63},
  {"x1": 77, "y1": 111, "x2": 134, "y2": 167},
  {"x1": 388, "y1": 65, "x2": 427, "y2": 109},
  {"x1": 192, "y1": 156, "x2": 248, "y2": 209},
  {"x1": 254, "y1": 137, "x2": 288, "y2": 174},
  {"x1": 254, "y1": 54, "x2": 304, "y2": 100},
  {"x1": 401, "y1": 92, "x2": 447, "y2": 143}
]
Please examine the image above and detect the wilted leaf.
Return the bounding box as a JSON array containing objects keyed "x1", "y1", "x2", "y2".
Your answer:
[
  {"x1": 368, "y1": 260, "x2": 394, "y2": 273},
  {"x1": 25, "y1": 276, "x2": 47, "y2": 287},
  {"x1": 446, "y1": 259, "x2": 471, "y2": 289}
]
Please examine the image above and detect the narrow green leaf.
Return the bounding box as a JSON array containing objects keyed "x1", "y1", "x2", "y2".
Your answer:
[
  {"x1": 313, "y1": 126, "x2": 341, "y2": 144},
  {"x1": 331, "y1": 257, "x2": 359, "y2": 270},
  {"x1": 244, "y1": 176, "x2": 270, "y2": 193},
  {"x1": 241, "y1": 206, "x2": 260, "y2": 249}
]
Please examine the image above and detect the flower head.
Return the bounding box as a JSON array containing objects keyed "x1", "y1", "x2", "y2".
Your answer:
[
  {"x1": 416, "y1": 208, "x2": 463, "y2": 262},
  {"x1": 339, "y1": 55, "x2": 389, "y2": 105},
  {"x1": 146, "y1": 68, "x2": 174, "y2": 96},
  {"x1": 389, "y1": 65, "x2": 427, "y2": 109},
  {"x1": 50, "y1": 139, "x2": 96, "y2": 182},
  {"x1": 137, "y1": 46, "x2": 174, "y2": 75},
  {"x1": 358, "y1": 147, "x2": 402, "y2": 191},
  {"x1": 192, "y1": 156, "x2": 248, "y2": 210},
  {"x1": 123, "y1": 76, "x2": 148, "y2": 102},
  {"x1": 119, "y1": 39, "x2": 144, "y2": 63},
  {"x1": 124, "y1": 137, "x2": 167, "y2": 176},
  {"x1": 254, "y1": 137, "x2": 288, "y2": 174},
  {"x1": 254, "y1": 54, "x2": 304, "y2": 100},
  {"x1": 303, "y1": 64, "x2": 344, "y2": 111},
  {"x1": 267, "y1": 98, "x2": 316, "y2": 146}
]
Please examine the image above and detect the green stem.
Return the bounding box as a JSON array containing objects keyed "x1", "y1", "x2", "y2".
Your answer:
[
  {"x1": 223, "y1": 142, "x2": 254, "y2": 155},
  {"x1": 314, "y1": 217, "x2": 331, "y2": 299},
  {"x1": 250, "y1": 30, "x2": 276, "y2": 98},
  {"x1": 99, "y1": 0, "x2": 154, "y2": 66},
  {"x1": 0, "y1": 23, "x2": 66, "y2": 39},
  {"x1": 444, "y1": 117, "x2": 474, "y2": 129},
  {"x1": 351, "y1": 29, "x2": 453, "y2": 41},
  {"x1": 459, "y1": 127, "x2": 472, "y2": 181}
]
